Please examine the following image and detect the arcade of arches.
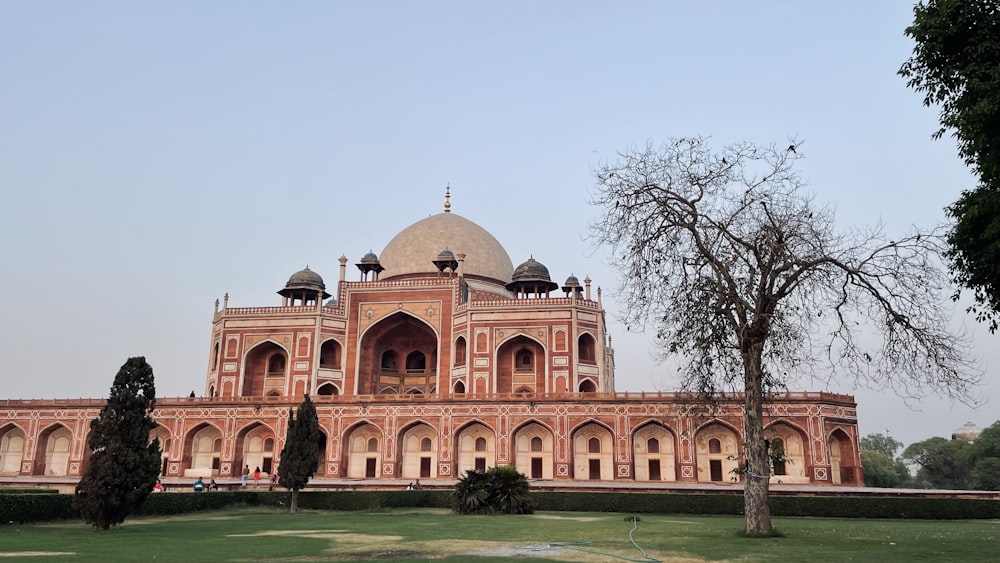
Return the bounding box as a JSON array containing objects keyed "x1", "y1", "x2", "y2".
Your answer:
[{"x1": 0, "y1": 200, "x2": 862, "y2": 487}]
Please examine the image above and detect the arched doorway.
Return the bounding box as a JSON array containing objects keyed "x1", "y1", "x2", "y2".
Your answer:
[
  {"x1": 33, "y1": 425, "x2": 72, "y2": 476},
  {"x1": 184, "y1": 424, "x2": 222, "y2": 477},
  {"x1": 400, "y1": 423, "x2": 438, "y2": 479},
  {"x1": 765, "y1": 422, "x2": 809, "y2": 483},
  {"x1": 0, "y1": 424, "x2": 26, "y2": 475},
  {"x1": 572, "y1": 422, "x2": 613, "y2": 480},
  {"x1": 828, "y1": 429, "x2": 858, "y2": 485},
  {"x1": 455, "y1": 422, "x2": 495, "y2": 474},
  {"x1": 496, "y1": 335, "x2": 545, "y2": 394},
  {"x1": 694, "y1": 422, "x2": 740, "y2": 483},
  {"x1": 346, "y1": 423, "x2": 383, "y2": 479},
  {"x1": 358, "y1": 313, "x2": 438, "y2": 395},
  {"x1": 513, "y1": 422, "x2": 554, "y2": 480},
  {"x1": 237, "y1": 423, "x2": 275, "y2": 477},
  {"x1": 242, "y1": 341, "x2": 289, "y2": 397},
  {"x1": 633, "y1": 423, "x2": 676, "y2": 481}
]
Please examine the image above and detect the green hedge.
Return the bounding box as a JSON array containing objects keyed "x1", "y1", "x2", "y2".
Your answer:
[
  {"x1": 2, "y1": 490, "x2": 996, "y2": 525},
  {"x1": 0, "y1": 487, "x2": 59, "y2": 495},
  {"x1": 0, "y1": 493, "x2": 76, "y2": 524}
]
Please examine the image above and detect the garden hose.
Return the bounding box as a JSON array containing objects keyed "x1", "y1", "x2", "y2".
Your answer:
[{"x1": 547, "y1": 516, "x2": 662, "y2": 562}]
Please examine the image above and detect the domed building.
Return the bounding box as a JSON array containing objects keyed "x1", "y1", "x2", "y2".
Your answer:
[{"x1": 0, "y1": 189, "x2": 861, "y2": 488}]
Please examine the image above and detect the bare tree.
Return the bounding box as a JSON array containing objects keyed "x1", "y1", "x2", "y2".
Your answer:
[{"x1": 589, "y1": 137, "x2": 980, "y2": 535}]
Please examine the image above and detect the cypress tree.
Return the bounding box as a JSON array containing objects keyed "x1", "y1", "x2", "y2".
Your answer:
[
  {"x1": 278, "y1": 394, "x2": 321, "y2": 512},
  {"x1": 73, "y1": 357, "x2": 161, "y2": 530}
]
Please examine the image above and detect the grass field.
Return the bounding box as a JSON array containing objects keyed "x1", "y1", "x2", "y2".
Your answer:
[{"x1": 1, "y1": 507, "x2": 996, "y2": 562}]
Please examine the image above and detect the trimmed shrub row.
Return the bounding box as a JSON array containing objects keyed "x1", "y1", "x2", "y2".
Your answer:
[{"x1": 2, "y1": 490, "x2": 996, "y2": 525}]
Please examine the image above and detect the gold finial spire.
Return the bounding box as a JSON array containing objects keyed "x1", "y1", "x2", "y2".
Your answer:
[{"x1": 444, "y1": 182, "x2": 451, "y2": 213}]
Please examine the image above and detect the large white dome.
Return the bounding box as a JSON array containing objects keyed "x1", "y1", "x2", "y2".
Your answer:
[{"x1": 379, "y1": 212, "x2": 514, "y2": 284}]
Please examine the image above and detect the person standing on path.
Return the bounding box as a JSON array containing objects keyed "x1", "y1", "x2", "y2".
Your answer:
[
  {"x1": 242, "y1": 464, "x2": 250, "y2": 487},
  {"x1": 254, "y1": 466, "x2": 261, "y2": 487}
]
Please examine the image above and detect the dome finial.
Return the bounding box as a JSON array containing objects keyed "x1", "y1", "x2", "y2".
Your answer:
[{"x1": 444, "y1": 182, "x2": 451, "y2": 213}]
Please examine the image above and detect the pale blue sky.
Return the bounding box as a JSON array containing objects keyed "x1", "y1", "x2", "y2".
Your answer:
[{"x1": 1, "y1": 1, "x2": 993, "y2": 448}]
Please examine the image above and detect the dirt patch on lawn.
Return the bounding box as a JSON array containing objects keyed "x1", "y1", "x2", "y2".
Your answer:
[{"x1": 0, "y1": 553, "x2": 76, "y2": 558}]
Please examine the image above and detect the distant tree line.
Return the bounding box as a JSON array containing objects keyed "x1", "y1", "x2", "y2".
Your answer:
[{"x1": 861, "y1": 420, "x2": 1000, "y2": 490}]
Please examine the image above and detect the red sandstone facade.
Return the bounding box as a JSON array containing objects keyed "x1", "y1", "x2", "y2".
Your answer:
[{"x1": 0, "y1": 194, "x2": 863, "y2": 486}]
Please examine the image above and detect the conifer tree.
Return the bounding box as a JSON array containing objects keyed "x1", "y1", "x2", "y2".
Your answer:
[
  {"x1": 278, "y1": 395, "x2": 322, "y2": 513},
  {"x1": 73, "y1": 357, "x2": 161, "y2": 530}
]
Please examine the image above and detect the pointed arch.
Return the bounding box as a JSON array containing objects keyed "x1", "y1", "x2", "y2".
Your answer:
[
  {"x1": 319, "y1": 337, "x2": 343, "y2": 370},
  {"x1": 455, "y1": 421, "x2": 496, "y2": 475},
  {"x1": 694, "y1": 421, "x2": 741, "y2": 483},
  {"x1": 399, "y1": 422, "x2": 438, "y2": 479},
  {"x1": 632, "y1": 421, "x2": 677, "y2": 481},
  {"x1": 236, "y1": 421, "x2": 276, "y2": 477},
  {"x1": 316, "y1": 382, "x2": 340, "y2": 396},
  {"x1": 496, "y1": 334, "x2": 546, "y2": 395},
  {"x1": 182, "y1": 422, "x2": 223, "y2": 477},
  {"x1": 357, "y1": 311, "x2": 440, "y2": 396},
  {"x1": 241, "y1": 339, "x2": 290, "y2": 397},
  {"x1": 765, "y1": 420, "x2": 810, "y2": 483},
  {"x1": 577, "y1": 332, "x2": 597, "y2": 364},
  {"x1": 571, "y1": 420, "x2": 613, "y2": 480},
  {"x1": 512, "y1": 420, "x2": 554, "y2": 480},
  {"x1": 453, "y1": 335, "x2": 467, "y2": 367},
  {"x1": 33, "y1": 423, "x2": 73, "y2": 476},
  {"x1": 0, "y1": 423, "x2": 27, "y2": 475},
  {"x1": 344, "y1": 421, "x2": 384, "y2": 479},
  {"x1": 828, "y1": 427, "x2": 859, "y2": 485}
]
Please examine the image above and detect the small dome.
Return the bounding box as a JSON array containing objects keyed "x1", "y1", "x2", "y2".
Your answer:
[
  {"x1": 562, "y1": 274, "x2": 583, "y2": 295},
  {"x1": 951, "y1": 422, "x2": 983, "y2": 442},
  {"x1": 437, "y1": 248, "x2": 455, "y2": 259},
  {"x1": 361, "y1": 251, "x2": 379, "y2": 263},
  {"x1": 286, "y1": 267, "x2": 325, "y2": 288},
  {"x1": 507, "y1": 257, "x2": 558, "y2": 293},
  {"x1": 278, "y1": 266, "x2": 330, "y2": 300},
  {"x1": 512, "y1": 257, "x2": 553, "y2": 282}
]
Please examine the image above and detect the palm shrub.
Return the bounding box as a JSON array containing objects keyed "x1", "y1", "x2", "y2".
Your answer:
[{"x1": 452, "y1": 465, "x2": 534, "y2": 515}]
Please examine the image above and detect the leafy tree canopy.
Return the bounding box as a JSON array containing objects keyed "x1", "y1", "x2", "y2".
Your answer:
[
  {"x1": 900, "y1": 0, "x2": 1000, "y2": 331},
  {"x1": 73, "y1": 356, "x2": 161, "y2": 530},
  {"x1": 861, "y1": 433, "x2": 904, "y2": 459}
]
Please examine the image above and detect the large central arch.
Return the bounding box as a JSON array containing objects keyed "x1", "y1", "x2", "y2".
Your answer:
[{"x1": 357, "y1": 312, "x2": 439, "y2": 395}]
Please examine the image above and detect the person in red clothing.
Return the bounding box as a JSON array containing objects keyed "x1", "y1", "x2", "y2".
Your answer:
[{"x1": 253, "y1": 467, "x2": 261, "y2": 486}]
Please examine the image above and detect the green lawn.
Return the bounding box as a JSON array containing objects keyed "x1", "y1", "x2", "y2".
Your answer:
[{"x1": 0, "y1": 508, "x2": 996, "y2": 562}]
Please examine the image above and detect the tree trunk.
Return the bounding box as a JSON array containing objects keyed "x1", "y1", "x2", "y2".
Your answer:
[
  {"x1": 290, "y1": 488, "x2": 299, "y2": 513},
  {"x1": 743, "y1": 345, "x2": 773, "y2": 535}
]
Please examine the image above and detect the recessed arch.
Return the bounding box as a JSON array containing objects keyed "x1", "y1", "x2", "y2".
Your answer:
[
  {"x1": 765, "y1": 420, "x2": 810, "y2": 483},
  {"x1": 241, "y1": 340, "x2": 290, "y2": 397},
  {"x1": 0, "y1": 423, "x2": 27, "y2": 475},
  {"x1": 453, "y1": 336, "x2": 467, "y2": 367},
  {"x1": 828, "y1": 428, "x2": 858, "y2": 485},
  {"x1": 455, "y1": 422, "x2": 496, "y2": 474},
  {"x1": 633, "y1": 421, "x2": 676, "y2": 481},
  {"x1": 182, "y1": 422, "x2": 223, "y2": 478},
  {"x1": 399, "y1": 422, "x2": 438, "y2": 479},
  {"x1": 513, "y1": 421, "x2": 554, "y2": 479},
  {"x1": 319, "y1": 338, "x2": 343, "y2": 370},
  {"x1": 496, "y1": 334, "x2": 546, "y2": 394},
  {"x1": 357, "y1": 311, "x2": 439, "y2": 395},
  {"x1": 577, "y1": 332, "x2": 597, "y2": 364},
  {"x1": 572, "y1": 421, "x2": 613, "y2": 480},
  {"x1": 316, "y1": 382, "x2": 340, "y2": 396},
  {"x1": 33, "y1": 423, "x2": 72, "y2": 476},
  {"x1": 694, "y1": 421, "x2": 740, "y2": 483},
  {"x1": 236, "y1": 421, "x2": 276, "y2": 477}
]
